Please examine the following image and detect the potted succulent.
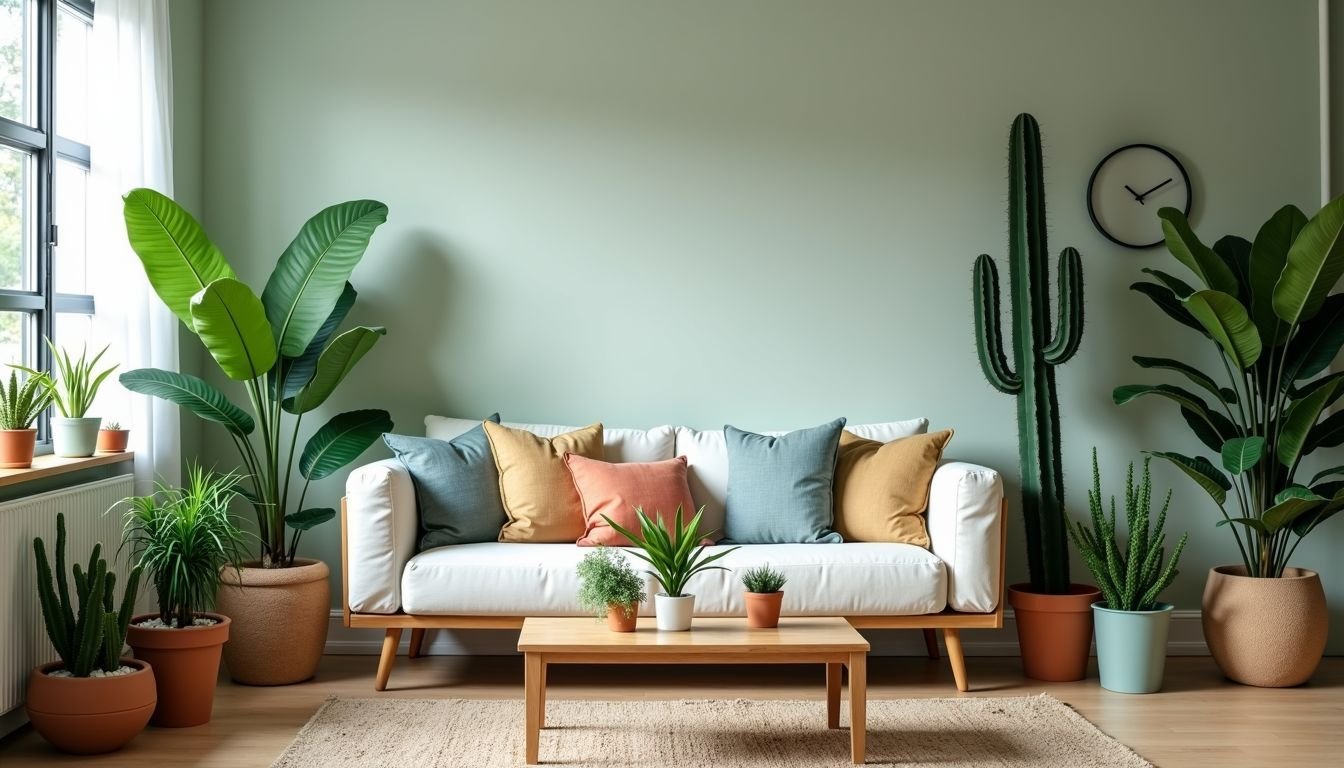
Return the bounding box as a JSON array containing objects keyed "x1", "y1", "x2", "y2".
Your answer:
[
  {"x1": 741, "y1": 565, "x2": 787, "y2": 628},
  {"x1": 576, "y1": 546, "x2": 647, "y2": 632},
  {"x1": 1069, "y1": 451, "x2": 1188, "y2": 694},
  {"x1": 19, "y1": 341, "x2": 117, "y2": 458},
  {"x1": 604, "y1": 505, "x2": 738, "y2": 631},
  {"x1": 118, "y1": 189, "x2": 393, "y2": 685},
  {"x1": 1117, "y1": 201, "x2": 1344, "y2": 686},
  {"x1": 120, "y1": 467, "x2": 250, "y2": 726},
  {"x1": 26, "y1": 513, "x2": 154, "y2": 754},
  {"x1": 97, "y1": 420, "x2": 130, "y2": 453},
  {"x1": 0, "y1": 369, "x2": 55, "y2": 467}
]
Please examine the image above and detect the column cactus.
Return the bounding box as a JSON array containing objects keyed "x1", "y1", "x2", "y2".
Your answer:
[{"x1": 972, "y1": 113, "x2": 1084, "y2": 596}]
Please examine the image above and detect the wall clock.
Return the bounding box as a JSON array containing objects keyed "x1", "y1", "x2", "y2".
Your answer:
[{"x1": 1086, "y1": 143, "x2": 1192, "y2": 249}]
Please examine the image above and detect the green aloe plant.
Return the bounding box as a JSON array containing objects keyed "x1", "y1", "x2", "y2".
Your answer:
[
  {"x1": 1117, "y1": 199, "x2": 1344, "y2": 577},
  {"x1": 118, "y1": 189, "x2": 393, "y2": 568},
  {"x1": 0, "y1": 369, "x2": 55, "y2": 429},
  {"x1": 602, "y1": 505, "x2": 739, "y2": 597},
  {"x1": 17, "y1": 340, "x2": 118, "y2": 418}
]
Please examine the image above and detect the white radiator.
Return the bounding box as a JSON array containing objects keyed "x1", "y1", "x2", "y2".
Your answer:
[{"x1": 0, "y1": 474, "x2": 136, "y2": 732}]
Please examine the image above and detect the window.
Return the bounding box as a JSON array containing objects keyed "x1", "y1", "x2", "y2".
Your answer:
[{"x1": 0, "y1": 0, "x2": 94, "y2": 440}]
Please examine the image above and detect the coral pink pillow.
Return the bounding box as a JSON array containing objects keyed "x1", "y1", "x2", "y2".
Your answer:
[{"x1": 565, "y1": 454, "x2": 698, "y2": 546}]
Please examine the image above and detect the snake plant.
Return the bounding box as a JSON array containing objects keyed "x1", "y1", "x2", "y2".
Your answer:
[
  {"x1": 603, "y1": 505, "x2": 739, "y2": 597},
  {"x1": 0, "y1": 369, "x2": 55, "y2": 429},
  {"x1": 16, "y1": 340, "x2": 118, "y2": 418}
]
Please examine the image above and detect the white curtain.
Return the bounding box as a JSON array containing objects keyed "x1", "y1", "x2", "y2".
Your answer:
[{"x1": 89, "y1": 0, "x2": 179, "y2": 493}]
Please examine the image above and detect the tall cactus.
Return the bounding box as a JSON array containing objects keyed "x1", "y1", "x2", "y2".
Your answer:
[{"x1": 972, "y1": 113, "x2": 1084, "y2": 595}]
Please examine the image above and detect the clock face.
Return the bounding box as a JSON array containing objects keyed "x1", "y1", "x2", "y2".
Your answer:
[{"x1": 1087, "y1": 144, "x2": 1192, "y2": 249}]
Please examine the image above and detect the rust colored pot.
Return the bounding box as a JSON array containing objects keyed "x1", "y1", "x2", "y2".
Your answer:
[
  {"x1": 1202, "y1": 565, "x2": 1327, "y2": 687},
  {"x1": 1007, "y1": 583, "x2": 1101, "y2": 682},
  {"x1": 96, "y1": 429, "x2": 130, "y2": 453},
  {"x1": 745, "y1": 591, "x2": 784, "y2": 629},
  {"x1": 25, "y1": 659, "x2": 155, "y2": 754},
  {"x1": 0, "y1": 428, "x2": 37, "y2": 468},
  {"x1": 127, "y1": 612, "x2": 230, "y2": 727},
  {"x1": 215, "y1": 559, "x2": 330, "y2": 685},
  {"x1": 606, "y1": 603, "x2": 638, "y2": 632}
]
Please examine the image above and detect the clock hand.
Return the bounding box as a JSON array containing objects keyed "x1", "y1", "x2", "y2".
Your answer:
[
  {"x1": 1124, "y1": 184, "x2": 1145, "y2": 205},
  {"x1": 1137, "y1": 178, "x2": 1174, "y2": 199}
]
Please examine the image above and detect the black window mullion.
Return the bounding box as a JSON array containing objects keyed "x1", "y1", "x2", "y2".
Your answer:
[{"x1": 35, "y1": 0, "x2": 55, "y2": 442}]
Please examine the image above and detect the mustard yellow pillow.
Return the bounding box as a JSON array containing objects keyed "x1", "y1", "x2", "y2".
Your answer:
[
  {"x1": 483, "y1": 422, "x2": 604, "y2": 542},
  {"x1": 833, "y1": 429, "x2": 953, "y2": 546}
]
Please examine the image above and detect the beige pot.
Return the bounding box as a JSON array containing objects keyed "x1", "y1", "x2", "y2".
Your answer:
[
  {"x1": 1202, "y1": 565, "x2": 1327, "y2": 687},
  {"x1": 216, "y1": 559, "x2": 330, "y2": 685}
]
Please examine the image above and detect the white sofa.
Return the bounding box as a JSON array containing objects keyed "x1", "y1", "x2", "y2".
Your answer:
[{"x1": 341, "y1": 417, "x2": 1005, "y2": 691}]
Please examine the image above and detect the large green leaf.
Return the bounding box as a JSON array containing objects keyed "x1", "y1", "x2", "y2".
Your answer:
[
  {"x1": 1292, "y1": 370, "x2": 1344, "y2": 408},
  {"x1": 262, "y1": 200, "x2": 388, "y2": 357},
  {"x1": 1307, "y1": 410, "x2": 1344, "y2": 452},
  {"x1": 1113, "y1": 383, "x2": 1219, "y2": 422},
  {"x1": 1260, "y1": 490, "x2": 1327, "y2": 534},
  {"x1": 284, "y1": 326, "x2": 386, "y2": 414},
  {"x1": 299, "y1": 409, "x2": 393, "y2": 480},
  {"x1": 1309, "y1": 465, "x2": 1344, "y2": 485},
  {"x1": 273, "y1": 282, "x2": 357, "y2": 400},
  {"x1": 189, "y1": 278, "x2": 277, "y2": 381},
  {"x1": 1184, "y1": 290, "x2": 1262, "y2": 369},
  {"x1": 1158, "y1": 207, "x2": 1239, "y2": 294},
  {"x1": 1281, "y1": 294, "x2": 1344, "y2": 383},
  {"x1": 1249, "y1": 204, "x2": 1307, "y2": 343},
  {"x1": 285, "y1": 507, "x2": 336, "y2": 531},
  {"x1": 1131, "y1": 282, "x2": 1210, "y2": 337},
  {"x1": 1141, "y1": 268, "x2": 1196, "y2": 298},
  {"x1": 1132, "y1": 356, "x2": 1235, "y2": 404},
  {"x1": 1221, "y1": 436, "x2": 1265, "y2": 475},
  {"x1": 1183, "y1": 406, "x2": 1237, "y2": 453},
  {"x1": 1272, "y1": 195, "x2": 1344, "y2": 325},
  {"x1": 1277, "y1": 378, "x2": 1339, "y2": 467},
  {"x1": 1213, "y1": 235, "x2": 1252, "y2": 304},
  {"x1": 122, "y1": 188, "x2": 236, "y2": 327},
  {"x1": 119, "y1": 368, "x2": 254, "y2": 436},
  {"x1": 1147, "y1": 451, "x2": 1230, "y2": 506}
]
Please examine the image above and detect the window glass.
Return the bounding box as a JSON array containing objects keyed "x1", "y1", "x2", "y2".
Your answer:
[
  {"x1": 56, "y1": 5, "x2": 88, "y2": 143},
  {"x1": 0, "y1": 308, "x2": 32, "y2": 367},
  {"x1": 0, "y1": 0, "x2": 34, "y2": 125},
  {"x1": 0, "y1": 142, "x2": 32, "y2": 290},
  {"x1": 54, "y1": 157, "x2": 86, "y2": 293}
]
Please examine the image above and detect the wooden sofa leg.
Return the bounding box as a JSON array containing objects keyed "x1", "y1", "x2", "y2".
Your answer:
[
  {"x1": 922, "y1": 628, "x2": 940, "y2": 659},
  {"x1": 409, "y1": 628, "x2": 427, "y2": 659},
  {"x1": 943, "y1": 629, "x2": 968, "y2": 692},
  {"x1": 375, "y1": 628, "x2": 403, "y2": 691}
]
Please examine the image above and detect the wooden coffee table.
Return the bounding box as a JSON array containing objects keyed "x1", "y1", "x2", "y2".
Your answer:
[{"x1": 516, "y1": 616, "x2": 870, "y2": 764}]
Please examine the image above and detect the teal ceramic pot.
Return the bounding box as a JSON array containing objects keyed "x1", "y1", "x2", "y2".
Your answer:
[
  {"x1": 1092, "y1": 601, "x2": 1173, "y2": 694},
  {"x1": 51, "y1": 416, "x2": 101, "y2": 457}
]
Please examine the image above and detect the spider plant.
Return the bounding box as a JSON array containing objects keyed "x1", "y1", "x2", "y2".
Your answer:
[
  {"x1": 602, "y1": 505, "x2": 738, "y2": 597},
  {"x1": 16, "y1": 340, "x2": 117, "y2": 418},
  {"x1": 0, "y1": 369, "x2": 55, "y2": 429}
]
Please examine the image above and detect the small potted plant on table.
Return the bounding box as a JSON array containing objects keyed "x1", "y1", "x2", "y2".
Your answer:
[
  {"x1": 98, "y1": 420, "x2": 130, "y2": 452},
  {"x1": 1069, "y1": 451, "x2": 1188, "y2": 694},
  {"x1": 0, "y1": 369, "x2": 54, "y2": 467},
  {"x1": 120, "y1": 467, "x2": 249, "y2": 727},
  {"x1": 604, "y1": 505, "x2": 738, "y2": 631},
  {"x1": 19, "y1": 341, "x2": 117, "y2": 458},
  {"x1": 576, "y1": 547, "x2": 647, "y2": 632},
  {"x1": 741, "y1": 565, "x2": 787, "y2": 628}
]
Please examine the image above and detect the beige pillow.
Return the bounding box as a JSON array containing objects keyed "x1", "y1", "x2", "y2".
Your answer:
[
  {"x1": 483, "y1": 421, "x2": 604, "y2": 542},
  {"x1": 833, "y1": 429, "x2": 953, "y2": 546}
]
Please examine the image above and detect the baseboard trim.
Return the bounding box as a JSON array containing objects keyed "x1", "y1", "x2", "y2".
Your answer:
[{"x1": 324, "y1": 609, "x2": 1210, "y2": 657}]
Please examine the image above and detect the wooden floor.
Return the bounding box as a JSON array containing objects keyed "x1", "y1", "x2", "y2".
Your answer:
[{"x1": 1, "y1": 655, "x2": 1340, "y2": 767}]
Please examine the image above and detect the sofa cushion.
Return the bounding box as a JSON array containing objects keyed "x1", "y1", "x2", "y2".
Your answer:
[
  {"x1": 677, "y1": 418, "x2": 929, "y2": 540},
  {"x1": 483, "y1": 422, "x2": 604, "y2": 542},
  {"x1": 426, "y1": 415, "x2": 674, "y2": 463},
  {"x1": 723, "y1": 419, "x2": 846, "y2": 544},
  {"x1": 400, "y1": 542, "x2": 947, "y2": 616},
  {"x1": 383, "y1": 414, "x2": 505, "y2": 550},
  {"x1": 833, "y1": 429, "x2": 954, "y2": 546},
  {"x1": 566, "y1": 454, "x2": 697, "y2": 546}
]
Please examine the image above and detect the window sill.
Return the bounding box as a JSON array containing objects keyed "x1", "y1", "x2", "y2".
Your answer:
[{"x1": 0, "y1": 452, "x2": 134, "y2": 490}]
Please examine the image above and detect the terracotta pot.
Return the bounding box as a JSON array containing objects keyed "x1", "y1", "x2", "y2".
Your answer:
[
  {"x1": 745, "y1": 591, "x2": 784, "y2": 629},
  {"x1": 606, "y1": 603, "x2": 638, "y2": 632},
  {"x1": 1007, "y1": 583, "x2": 1101, "y2": 682},
  {"x1": 1202, "y1": 565, "x2": 1327, "y2": 687},
  {"x1": 215, "y1": 559, "x2": 330, "y2": 685},
  {"x1": 0, "y1": 428, "x2": 37, "y2": 468},
  {"x1": 97, "y1": 428, "x2": 130, "y2": 453},
  {"x1": 126, "y1": 612, "x2": 230, "y2": 727},
  {"x1": 25, "y1": 659, "x2": 155, "y2": 754}
]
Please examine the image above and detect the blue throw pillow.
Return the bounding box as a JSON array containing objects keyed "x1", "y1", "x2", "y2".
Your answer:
[
  {"x1": 723, "y1": 418, "x2": 847, "y2": 544},
  {"x1": 384, "y1": 413, "x2": 504, "y2": 550}
]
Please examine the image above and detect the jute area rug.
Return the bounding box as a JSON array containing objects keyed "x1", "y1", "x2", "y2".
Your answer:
[{"x1": 272, "y1": 695, "x2": 1152, "y2": 767}]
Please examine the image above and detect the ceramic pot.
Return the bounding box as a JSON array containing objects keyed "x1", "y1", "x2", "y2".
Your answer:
[
  {"x1": 127, "y1": 612, "x2": 230, "y2": 726},
  {"x1": 1007, "y1": 583, "x2": 1101, "y2": 682},
  {"x1": 51, "y1": 416, "x2": 101, "y2": 457},
  {"x1": 25, "y1": 659, "x2": 155, "y2": 754},
  {"x1": 1093, "y1": 602, "x2": 1173, "y2": 694},
  {"x1": 215, "y1": 559, "x2": 330, "y2": 685},
  {"x1": 744, "y1": 591, "x2": 784, "y2": 628},
  {"x1": 654, "y1": 593, "x2": 694, "y2": 631},
  {"x1": 97, "y1": 428, "x2": 130, "y2": 452},
  {"x1": 0, "y1": 428, "x2": 37, "y2": 468},
  {"x1": 606, "y1": 603, "x2": 638, "y2": 632},
  {"x1": 1202, "y1": 565, "x2": 1327, "y2": 687}
]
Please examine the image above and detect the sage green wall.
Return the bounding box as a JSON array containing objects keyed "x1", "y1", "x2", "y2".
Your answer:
[{"x1": 192, "y1": 0, "x2": 1340, "y2": 652}]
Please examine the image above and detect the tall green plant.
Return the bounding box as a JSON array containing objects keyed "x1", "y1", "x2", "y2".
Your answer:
[
  {"x1": 603, "y1": 505, "x2": 739, "y2": 597},
  {"x1": 1117, "y1": 200, "x2": 1344, "y2": 578},
  {"x1": 0, "y1": 369, "x2": 54, "y2": 429},
  {"x1": 118, "y1": 189, "x2": 393, "y2": 568},
  {"x1": 16, "y1": 340, "x2": 117, "y2": 418},
  {"x1": 971, "y1": 113, "x2": 1085, "y2": 595}
]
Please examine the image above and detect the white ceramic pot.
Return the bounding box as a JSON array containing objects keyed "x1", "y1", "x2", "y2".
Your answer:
[
  {"x1": 654, "y1": 594, "x2": 694, "y2": 631},
  {"x1": 51, "y1": 417, "x2": 101, "y2": 458}
]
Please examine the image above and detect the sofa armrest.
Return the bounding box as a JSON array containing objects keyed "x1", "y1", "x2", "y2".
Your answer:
[
  {"x1": 344, "y1": 459, "x2": 418, "y2": 615},
  {"x1": 926, "y1": 460, "x2": 1004, "y2": 613}
]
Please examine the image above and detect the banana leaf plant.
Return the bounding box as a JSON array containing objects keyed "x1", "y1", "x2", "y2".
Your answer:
[
  {"x1": 118, "y1": 188, "x2": 393, "y2": 568},
  {"x1": 1116, "y1": 198, "x2": 1344, "y2": 578}
]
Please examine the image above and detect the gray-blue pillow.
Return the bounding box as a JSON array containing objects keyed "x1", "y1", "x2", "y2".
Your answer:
[
  {"x1": 723, "y1": 418, "x2": 847, "y2": 544},
  {"x1": 384, "y1": 414, "x2": 504, "y2": 550}
]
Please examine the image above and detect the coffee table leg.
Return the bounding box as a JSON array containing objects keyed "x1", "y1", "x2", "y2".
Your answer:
[
  {"x1": 526, "y1": 652, "x2": 542, "y2": 764},
  {"x1": 826, "y1": 663, "x2": 842, "y2": 729},
  {"x1": 849, "y1": 652, "x2": 866, "y2": 764},
  {"x1": 539, "y1": 659, "x2": 548, "y2": 728}
]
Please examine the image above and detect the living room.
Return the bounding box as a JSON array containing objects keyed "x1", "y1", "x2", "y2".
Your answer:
[{"x1": 0, "y1": 0, "x2": 1341, "y2": 766}]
